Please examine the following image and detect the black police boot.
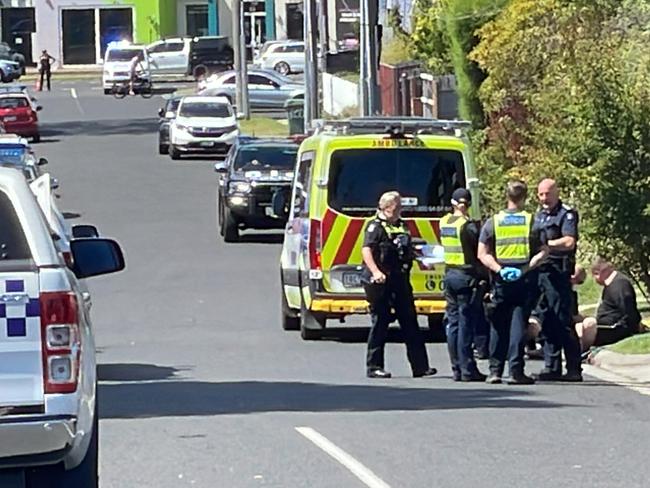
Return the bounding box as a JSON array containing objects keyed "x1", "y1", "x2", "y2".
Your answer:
[
  {"x1": 413, "y1": 367, "x2": 438, "y2": 378},
  {"x1": 485, "y1": 373, "x2": 502, "y2": 384},
  {"x1": 461, "y1": 371, "x2": 488, "y2": 382},
  {"x1": 534, "y1": 369, "x2": 563, "y2": 381},
  {"x1": 561, "y1": 370, "x2": 583, "y2": 382},
  {"x1": 367, "y1": 368, "x2": 392, "y2": 379},
  {"x1": 508, "y1": 372, "x2": 536, "y2": 385}
]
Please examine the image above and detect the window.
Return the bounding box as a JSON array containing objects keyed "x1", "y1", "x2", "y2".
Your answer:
[
  {"x1": 106, "y1": 48, "x2": 142, "y2": 62},
  {"x1": 234, "y1": 145, "x2": 298, "y2": 170},
  {"x1": 147, "y1": 42, "x2": 166, "y2": 54},
  {"x1": 249, "y1": 74, "x2": 277, "y2": 87},
  {"x1": 286, "y1": 44, "x2": 304, "y2": 53},
  {"x1": 186, "y1": 5, "x2": 209, "y2": 37},
  {"x1": 179, "y1": 102, "x2": 232, "y2": 118},
  {"x1": 0, "y1": 97, "x2": 28, "y2": 108},
  {"x1": 0, "y1": 190, "x2": 31, "y2": 260},
  {"x1": 221, "y1": 75, "x2": 236, "y2": 85},
  {"x1": 291, "y1": 151, "x2": 313, "y2": 219},
  {"x1": 166, "y1": 42, "x2": 185, "y2": 53},
  {"x1": 328, "y1": 148, "x2": 465, "y2": 217},
  {"x1": 166, "y1": 98, "x2": 181, "y2": 113}
]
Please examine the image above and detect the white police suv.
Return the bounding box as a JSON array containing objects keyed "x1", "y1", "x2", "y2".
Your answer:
[{"x1": 0, "y1": 166, "x2": 125, "y2": 487}]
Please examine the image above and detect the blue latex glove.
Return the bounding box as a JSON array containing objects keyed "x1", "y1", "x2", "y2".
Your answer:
[{"x1": 499, "y1": 267, "x2": 522, "y2": 282}]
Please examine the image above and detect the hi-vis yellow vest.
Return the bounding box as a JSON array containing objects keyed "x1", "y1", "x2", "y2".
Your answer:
[
  {"x1": 440, "y1": 213, "x2": 467, "y2": 266},
  {"x1": 493, "y1": 210, "x2": 531, "y2": 266}
]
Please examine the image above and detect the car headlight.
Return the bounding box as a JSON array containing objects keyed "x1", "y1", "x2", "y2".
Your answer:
[
  {"x1": 175, "y1": 124, "x2": 189, "y2": 132},
  {"x1": 229, "y1": 181, "x2": 251, "y2": 193}
]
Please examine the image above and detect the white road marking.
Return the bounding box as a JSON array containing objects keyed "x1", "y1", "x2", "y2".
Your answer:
[
  {"x1": 69, "y1": 87, "x2": 85, "y2": 115},
  {"x1": 583, "y1": 364, "x2": 650, "y2": 397},
  {"x1": 295, "y1": 427, "x2": 392, "y2": 488},
  {"x1": 70, "y1": 88, "x2": 78, "y2": 99}
]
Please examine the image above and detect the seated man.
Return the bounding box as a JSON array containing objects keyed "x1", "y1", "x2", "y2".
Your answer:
[{"x1": 575, "y1": 257, "x2": 642, "y2": 349}]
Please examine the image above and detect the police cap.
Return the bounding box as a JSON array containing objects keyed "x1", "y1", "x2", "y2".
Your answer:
[{"x1": 451, "y1": 188, "x2": 472, "y2": 206}]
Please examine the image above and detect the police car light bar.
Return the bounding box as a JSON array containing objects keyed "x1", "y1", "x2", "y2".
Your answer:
[{"x1": 311, "y1": 117, "x2": 472, "y2": 136}]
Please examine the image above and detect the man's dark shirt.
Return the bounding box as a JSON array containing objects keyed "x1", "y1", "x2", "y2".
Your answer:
[
  {"x1": 362, "y1": 215, "x2": 406, "y2": 276},
  {"x1": 445, "y1": 215, "x2": 485, "y2": 278},
  {"x1": 597, "y1": 272, "x2": 641, "y2": 331},
  {"x1": 533, "y1": 201, "x2": 578, "y2": 270}
]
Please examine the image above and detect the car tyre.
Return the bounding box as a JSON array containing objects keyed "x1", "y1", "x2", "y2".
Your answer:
[
  {"x1": 158, "y1": 143, "x2": 168, "y2": 155},
  {"x1": 427, "y1": 315, "x2": 447, "y2": 343},
  {"x1": 103, "y1": 88, "x2": 111, "y2": 95},
  {"x1": 217, "y1": 195, "x2": 226, "y2": 237},
  {"x1": 57, "y1": 400, "x2": 99, "y2": 487},
  {"x1": 300, "y1": 297, "x2": 325, "y2": 340},
  {"x1": 223, "y1": 207, "x2": 239, "y2": 242},
  {"x1": 169, "y1": 144, "x2": 181, "y2": 160},
  {"x1": 274, "y1": 61, "x2": 291, "y2": 76},
  {"x1": 31, "y1": 134, "x2": 40, "y2": 143},
  {"x1": 281, "y1": 274, "x2": 300, "y2": 331}
]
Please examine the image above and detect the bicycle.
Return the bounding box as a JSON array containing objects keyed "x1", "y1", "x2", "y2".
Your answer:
[{"x1": 111, "y1": 77, "x2": 153, "y2": 99}]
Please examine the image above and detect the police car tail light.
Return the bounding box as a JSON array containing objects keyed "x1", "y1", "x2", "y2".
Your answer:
[
  {"x1": 309, "y1": 219, "x2": 322, "y2": 270},
  {"x1": 40, "y1": 292, "x2": 80, "y2": 394}
]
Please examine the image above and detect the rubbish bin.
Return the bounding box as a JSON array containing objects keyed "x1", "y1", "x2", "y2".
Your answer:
[{"x1": 284, "y1": 98, "x2": 305, "y2": 135}]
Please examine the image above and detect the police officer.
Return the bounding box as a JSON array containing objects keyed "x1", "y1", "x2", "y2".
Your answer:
[
  {"x1": 478, "y1": 180, "x2": 548, "y2": 384},
  {"x1": 533, "y1": 178, "x2": 583, "y2": 382},
  {"x1": 362, "y1": 191, "x2": 437, "y2": 379},
  {"x1": 440, "y1": 188, "x2": 487, "y2": 382}
]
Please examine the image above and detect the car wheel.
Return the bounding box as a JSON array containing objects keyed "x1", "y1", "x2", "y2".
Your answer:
[
  {"x1": 300, "y1": 296, "x2": 325, "y2": 340},
  {"x1": 217, "y1": 196, "x2": 226, "y2": 236},
  {"x1": 427, "y1": 315, "x2": 447, "y2": 342},
  {"x1": 31, "y1": 134, "x2": 40, "y2": 143},
  {"x1": 158, "y1": 142, "x2": 168, "y2": 155},
  {"x1": 57, "y1": 400, "x2": 99, "y2": 487},
  {"x1": 274, "y1": 62, "x2": 291, "y2": 76},
  {"x1": 223, "y1": 207, "x2": 239, "y2": 242},
  {"x1": 169, "y1": 144, "x2": 181, "y2": 160},
  {"x1": 281, "y1": 273, "x2": 300, "y2": 331}
]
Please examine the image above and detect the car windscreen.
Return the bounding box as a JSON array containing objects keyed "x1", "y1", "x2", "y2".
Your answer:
[
  {"x1": 0, "y1": 97, "x2": 28, "y2": 109},
  {"x1": 0, "y1": 189, "x2": 31, "y2": 260},
  {"x1": 179, "y1": 102, "x2": 232, "y2": 118},
  {"x1": 106, "y1": 49, "x2": 142, "y2": 62},
  {"x1": 234, "y1": 145, "x2": 298, "y2": 170},
  {"x1": 328, "y1": 148, "x2": 466, "y2": 217}
]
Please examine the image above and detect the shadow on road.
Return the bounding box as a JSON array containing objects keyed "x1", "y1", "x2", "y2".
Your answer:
[
  {"x1": 236, "y1": 233, "x2": 284, "y2": 244},
  {"x1": 99, "y1": 375, "x2": 571, "y2": 419},
  {"x1": 98, "y1": 363, "x2": 187, "y2": 382},
  {"x1": 315, "y1": 327, "x2": 446, "y2": 344},
  {"x1": 42, "y1": 118, "x2": 159, "y2": 137}
]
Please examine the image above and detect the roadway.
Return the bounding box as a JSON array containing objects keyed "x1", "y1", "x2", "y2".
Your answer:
[{"x1": 32, "y1": 80, "x2": 650, "y2": 488}]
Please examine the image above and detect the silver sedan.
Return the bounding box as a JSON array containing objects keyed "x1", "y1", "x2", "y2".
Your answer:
[{"x1": 198, "y1": 69, "x2": 304, "y2": 109}]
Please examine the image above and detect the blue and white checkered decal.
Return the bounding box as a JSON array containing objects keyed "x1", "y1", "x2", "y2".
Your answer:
[{"x1": 0, "y1": 275, "x2": 40, "y2": 341}]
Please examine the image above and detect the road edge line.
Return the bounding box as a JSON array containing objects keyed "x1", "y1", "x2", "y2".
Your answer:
[
  {"x1": 583, "y1": 364, "x2": 650, "y2": 396},
  {"x1": 295, "y1": 426, "x2": 392, "y2": 488}
]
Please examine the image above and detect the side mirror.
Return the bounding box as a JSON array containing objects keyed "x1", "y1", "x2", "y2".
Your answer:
[
  {"x1": 158, "y1": 108, "x2": 165, "y2": 117},
  {"x1": 37, "y1": 157, "x2": 48, "y2": 166},
  {"x1": 35, "y1": 106, "x2": 43, "y2": 112},
  {"x1": 271, "y1": 191, "x2": 288, "y2": 218},
  {"x1": 50, "y1": 176, "x2": 59, "y2": 190},
  {"x1": 214, "y1": 161, "x2": 229, "y2": 173},
  {"x1": 70, "y1": 238, "x2": 125, "y2": 279},
  {"x1": 72, "y1": 224, "x2": 99, "y2": 239}
]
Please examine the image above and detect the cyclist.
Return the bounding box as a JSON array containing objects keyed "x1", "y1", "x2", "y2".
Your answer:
[{"x1": 128, "y1": 52, "x2": 145, "y2": 95}]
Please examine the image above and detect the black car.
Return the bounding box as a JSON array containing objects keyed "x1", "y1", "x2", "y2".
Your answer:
[
  {"x1": 216, "y1": 137, "x2": 299, "y2": 242},
  {"x1": 189, "y1": 36, "x2": 234, "y2": 79},
  {"x1": 157, "y1": 95, "x2": 182, "y2": 155}
]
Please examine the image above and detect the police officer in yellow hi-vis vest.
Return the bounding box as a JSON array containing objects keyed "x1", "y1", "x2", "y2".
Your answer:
[
  {"x1": 361, "y1": 191, "x2": 437, "y2": 379},
  {"x1": 440, "y1": 188, "x2": 487, "y2": 382},
  {"x1": 478, "y1": 181, "x2": 548, "y2": 384}
]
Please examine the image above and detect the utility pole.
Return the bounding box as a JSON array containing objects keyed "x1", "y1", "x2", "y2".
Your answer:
[
  {"x1": 359, "y1": 0, "x2": 380, "y2": 115},
  {"x1": 303, "y1": 0, "x2": 319, "y2": 131},
  {"x1": 233, "y1": 0, "x2": 250, "y2": 119},
  {"x1": 317, "y1": 0, "x2": 328, "y2": 74}
]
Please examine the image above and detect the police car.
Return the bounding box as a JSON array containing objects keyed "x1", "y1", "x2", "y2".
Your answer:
[
  {"x1": 277, "y1": 117, "x2": 480, "y2": 340},
  {"x1": 0, "y1": 166, "x2": 125, "y2": 487},
  {"x1": 102, "y1": 41, "x2": 152, "y2": 95}
]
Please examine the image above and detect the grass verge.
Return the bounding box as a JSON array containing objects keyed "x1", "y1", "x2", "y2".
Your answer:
[
  {"x1": 607, "y1": 333, "x2": 650, "y2": 355},
  {"x1": 239, "y1": 117, "x2": 288, "y2": 137}
]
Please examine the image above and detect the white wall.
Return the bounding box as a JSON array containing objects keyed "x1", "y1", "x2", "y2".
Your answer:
[{"x1": 322, "y1": 72, "x2": 358, "y2": 116}]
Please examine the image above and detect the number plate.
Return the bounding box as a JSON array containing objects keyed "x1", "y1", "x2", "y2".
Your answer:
[
  {"x1": 200, "y1": 141, "x2": 215, "y2": 147},
  {"x1": 3, "y1": 116, "x2": 16, "y2": 122},
  {"x1": 343, "y1": 272, "x2": 361, "y2": 288}
]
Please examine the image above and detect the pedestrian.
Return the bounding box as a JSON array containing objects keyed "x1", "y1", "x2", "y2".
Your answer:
[
  {"x1": 361, "y1": 191, "x2": 437, "y2": 379},
  {"x1": 478, "y1": 180, "x2": 548, "y2": 384},
  {"x1": 575, "y1": 257, "x2": 642, "y2": 350},
  {"x1": 38, "y1": 50, "x2": 55, "y2": 91},
  {"x1": 439, "y1": 188, "x2": 487, "y2": 382},
  {"x1": 533, "y1": 178, "x2": 583, "y2": 382}
]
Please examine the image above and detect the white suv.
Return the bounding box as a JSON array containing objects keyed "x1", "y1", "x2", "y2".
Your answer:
[
  {"x1": 168, "y1": 96, "x2": 239, "y2": 159},
  {"x1": 146, "y1": 37, "x2": 191, "y2": 76},
  {"x1": 0, "y1": 166, "x2": 125, "y2": 487},
  {"x1": 254, "y1": 41, "x2": 305, "y2": 75},
  {"x1": 102, "y1": 42, "x2": 152, "y2": 94}
]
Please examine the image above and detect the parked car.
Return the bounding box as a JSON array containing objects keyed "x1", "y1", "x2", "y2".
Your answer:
[
  {"x1": 0, "y1": 59, "x2": 21, "y2": 83},
  {"x1": 188, "y1": 36, "x2": 234, "y2": 79},
  {"x1": 215, "y1": 137, "x2": 298, "y2": 242},
  {"x1": 0, "y1": 92, "x2": 41, "y2": 142},
  {"x1": 0, "y1": 166, "x2": 125, "y2": 487},
  {"x1": 102, "y1": 41, "x2": 152, "y2": 94},
  {"x1": 0, "y1": 42, "x2": 25, "y2": 75},
  {"x1": 168, "y1": 95, "x2": 239, "y2": 159},
  {"x1": 157, "y1": 95, "x2": 183, "y2": 154},
  {"x1": 147, "y1": 37, "x2": 191, "y2": 76},
  {"x1": 199, "y1": 69, "x2": 304, "y2": 109},
  {"x1": 253, "y1": 40, "x2": 305, "y2": 75}
]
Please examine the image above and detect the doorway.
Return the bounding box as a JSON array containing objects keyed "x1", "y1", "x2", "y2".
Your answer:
[
  {"x1": 99, "y1": 8, "x2": 133, "y2": 59},
  {"x1": 1, "y1": 7, "x2": 35, "y2": 65},
  {"x1": 62, "y1": 9, "x2": 96, "y2": 65},
  {"x1": 243, "y1": 0, "x2": 266, "y2": 60},
  {"x1": 286, "y1": 3, "x2": 303, "y2": 40}
]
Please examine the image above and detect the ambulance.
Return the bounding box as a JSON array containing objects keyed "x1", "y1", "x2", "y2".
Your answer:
[{"x1": 277, "y1": 117, "x2": 480, "y2": 340}]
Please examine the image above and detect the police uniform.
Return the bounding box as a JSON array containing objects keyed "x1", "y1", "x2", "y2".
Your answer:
[
  {"x1": 362, "y1": 213, "x2": 432, "y2": 377},
  {"x1": 440, "y1": 191, "x2": 487, "y2": 381},
  {"x1": 479, "y1": 209, "x2": 540, "y2": 383},
  {"x1": 533, "y1": 201, "x2": 582, "y2": 380}
]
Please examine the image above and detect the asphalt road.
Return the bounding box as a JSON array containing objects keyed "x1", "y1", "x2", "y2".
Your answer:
[{"x1": 32, "y1": 81, "x2": 650, "y2": 488}]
